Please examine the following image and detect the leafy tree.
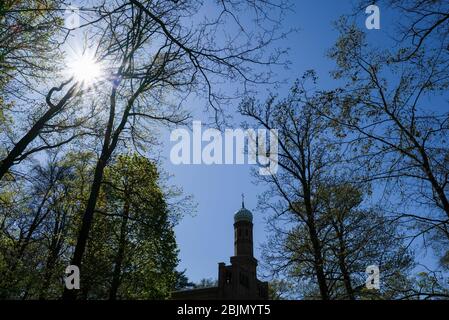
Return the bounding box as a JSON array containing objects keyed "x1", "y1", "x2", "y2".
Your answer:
[
  {"x1": 0, "y1": 151, "x2": 96, "y2": 299},
  {"x1": 241, "y1": 74, "x2": 339, "y2": 299},
  {"x1": 267, "y1": 279, "x2": 296, "y2": 300},
  {"x1": 0, "y1": 0, "x2": 85, "y2": 180},
  {"x1": 318, "y1": 182, "x2": 413, "y2": 299},
  {"x1": 0, "y1": 151, "x2": 185, "y2": 299},
  {"x1": 326, "y1": 14, "x2": 449, "y2": 271},
  {"x1": 100, "y1": 154, "x2": 179, "y2": 299},
  {"x1": 0, "y1": 0, "x2": 62, "y2": 90},
  {"x1": 242, "y1": 75, "x2": 414, "y2": 299},
  {"x1": 172, "y1": 269, "x2": 195, "y2": 291},
  {"x1": 356, "y1": 0, "x2": 449, "y2": 62},
  {"x1": 1, "y1": 0, "x2": 64, "y2": 158}
]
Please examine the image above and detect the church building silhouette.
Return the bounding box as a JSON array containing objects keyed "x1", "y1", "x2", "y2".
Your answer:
[{"x1": 171, "y1": 197, "x2": 269, "y2": 300}]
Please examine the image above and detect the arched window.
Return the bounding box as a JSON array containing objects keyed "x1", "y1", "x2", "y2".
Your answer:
[{"x1": 226, "y1": 271, "x2": 232, "y2": 284}]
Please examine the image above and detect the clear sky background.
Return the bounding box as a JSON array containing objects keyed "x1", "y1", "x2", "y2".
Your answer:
[{"x1": 158, "y1": 0, "x2": 407, "y2": 283}]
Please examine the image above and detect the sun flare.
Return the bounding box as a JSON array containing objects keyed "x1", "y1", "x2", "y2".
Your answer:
[{"x1": 67, "y1": 52, "x2": 103, "y2": 85}]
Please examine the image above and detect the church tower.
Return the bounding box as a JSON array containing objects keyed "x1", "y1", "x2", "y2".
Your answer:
[
  {"x1": 216, "y1": 195, "x2": 267, "y2": 299},
  {"x1": 233, "y1": 195, "x2": 254, "y2": 257},
  {"x1": 172, "y1": 195, "x2": 268, "y2": 300}
]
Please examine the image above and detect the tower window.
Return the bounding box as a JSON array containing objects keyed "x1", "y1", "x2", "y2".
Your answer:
[
  {"x1": 226, "y1": 271, "x2": 232, "y2": 284},
  {"x1": 245, "y1": 229, "x2": 248, "y2": 236}
]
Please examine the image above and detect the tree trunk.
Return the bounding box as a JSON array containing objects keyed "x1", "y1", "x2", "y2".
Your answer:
[
  {"x1": 420, "y1": 154, "x2": 449, "y2": 219},
  {"x1": 0, "y1": 83, "x2": 76, "y2": 181},
  {"x1": 62, "y1": 87, "x2": 122, "y2": 300},
  {"x1": 335, "y1": 228, "x2": 354, "y2": 300},
  {"x1": 304, "y1": 185, "x2": 330, "y2": 300},
  {"x1": 308, "y1": 223, "x2": 330, "y2": 300},
  {"x1": 109, "y1": 199, "x2": 130, "y2": 300},
  {"x1": 62, "y1": 157, "x2": 106, "y2": 300},
  {"x1": 39, "y1": 210, "x2": 66, "y2": 299}
]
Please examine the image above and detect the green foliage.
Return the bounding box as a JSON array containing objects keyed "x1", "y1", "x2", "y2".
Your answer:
[
  {"x1": 0, "y1": 152, "x2": 180, "y2": 299},
  {"x1": 173, "y1": 269, "x2": 195, "y2": 291},
  {"x1": 268, "y1": 279, "x2": 296, "y2": 300},
  {"x1": 100, "y1": 154, "x2": 179, "y2": 299},
  {"x1": 0, "y1": 0, "x2": 62, "y2": 78}
]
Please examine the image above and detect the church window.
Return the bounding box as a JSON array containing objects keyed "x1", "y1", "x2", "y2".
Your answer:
[{"x1": 226, "y1": 271, "x2": 232, "y2": 284}]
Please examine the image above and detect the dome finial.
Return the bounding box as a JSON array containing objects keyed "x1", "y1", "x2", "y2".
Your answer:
[{"x1": 234, "y1": 195, "x2": 253, "y2": 222}]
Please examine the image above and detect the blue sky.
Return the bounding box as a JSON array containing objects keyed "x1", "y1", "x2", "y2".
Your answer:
[{"x1": 161, "y1": 0, "x2": 382, "y2": 283}]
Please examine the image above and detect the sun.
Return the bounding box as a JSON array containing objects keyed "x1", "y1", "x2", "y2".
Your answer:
[{"x1": 67, "y1": 51, "x2": 103, "y2": 86}]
